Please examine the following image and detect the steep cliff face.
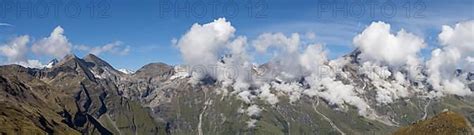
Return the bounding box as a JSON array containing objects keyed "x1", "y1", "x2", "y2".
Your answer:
[{"x1": 0, "y1": 53, "x2": 472, "y2": 135}]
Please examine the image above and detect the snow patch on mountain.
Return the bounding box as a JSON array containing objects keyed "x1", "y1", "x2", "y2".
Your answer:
[
  {"x1": 170, "y1": 65, "x2": 189, "y2": 80},
  {"x1": 45, "y1": 59, "x2": 59, "y2": 68},
  {"x1": 118, "y1": 68, "x2": 134, "y2": 74}
]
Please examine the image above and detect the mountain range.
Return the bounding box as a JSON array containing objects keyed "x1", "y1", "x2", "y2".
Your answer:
[{"x1": 0, "y1": 51, "x2": 472, "y2": 134}]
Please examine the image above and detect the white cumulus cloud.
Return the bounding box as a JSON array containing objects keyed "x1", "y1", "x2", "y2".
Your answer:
[
  {"x1": 0, "y1": 35, "x2": 45, "y2": 68},
  {"x1": 351, "y1": 21, "x2": 429, "y2": 103},
  {"x1": 353, "y1": 21, "x2": 426, "y2": 70},
  {"x1": 177, "y1": 18, "x2": 235, "y2": 66},
  {"x1": 0, "y1": 35, "x2": 29, "y2": 62},
  {"x1": 176, "y1": 18, "x2": 238, "y2": 85},
  {"x1": 32, "y1": 26, "x2": 72, "y2": 58},
  {"x1": 172, "y1": 18, "x2": 474, "y2": 121},
  {"x1": 427, "y1": 20, "x2": 474, "y2": 96},
  {"x1": 353, "y1": 21, "x2": 426, "y2": 80}
]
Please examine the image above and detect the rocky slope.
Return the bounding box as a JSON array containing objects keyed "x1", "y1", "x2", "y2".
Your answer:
[
  {"x1": 0, "y1": 54, "x2": 165, "y2": 134},
  {"x1": 394, "y1": 111, "x2": 472, "y2": 135},
  {"x1": 0, "y1": 65, "x2": 79, "y2": 134},
  {"x1": 0, "y1": 53, "x2": 473, "y2": 134}
]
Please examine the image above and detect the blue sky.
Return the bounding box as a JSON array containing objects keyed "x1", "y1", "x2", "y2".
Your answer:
[{"x1": 0, "y1": 0, "x2": 473, "y2": 70}]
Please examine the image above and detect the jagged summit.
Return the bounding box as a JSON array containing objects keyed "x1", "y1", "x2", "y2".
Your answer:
[
  {"x1": 81, "y1": 53, "x2": 125, "y2": 78},
  {"x1": 133, "y1": 62, "x2": 174, "y2": 79},
  {"x1": 55, "y1": 54, "x2": 81, "y2": 67},
  {"x1": 137, "y1": 62, "x2": 171, "y2": 71},
  {"x1": 343, "y1": 48, "x2": 362, "y2": 64},
  {"x1": 54, "y1": 53, "x2": 114, "y2": 69},
  {"x1": 0, "y1": 53, "x2": 161, "y2": 134},
  {"x1": 45, "y1": 58, "x2": 59, "y2": 68},
  {"x1": 83, "y1": 53, "x2": 114, "y2": 69}
]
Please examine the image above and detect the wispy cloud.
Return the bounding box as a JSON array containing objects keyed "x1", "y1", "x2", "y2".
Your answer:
[
  {"x1": 75, "y1": 41, "x2": 130, "y2": 56},
  {"x1": 0, "y1": 23, "x2": 13, "y2": 27},
  {"x1": 244, "y1": 20, "x2": 363, "y2": 47}
]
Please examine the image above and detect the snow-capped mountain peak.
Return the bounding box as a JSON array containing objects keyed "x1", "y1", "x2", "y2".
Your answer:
[
  {"x1": 45, "y1": 58, "x2": 59, "y2": 68},
  {"x1": 118, "y1": 68, "x2": 135, "y2": 74}
]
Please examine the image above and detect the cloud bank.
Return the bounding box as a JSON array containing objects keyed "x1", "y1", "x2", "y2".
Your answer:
[
  {"x1": 353, "y1": 21, "x2": 426, "y2": 80},
  {"x1": 0, "y1": 26, "x2": 130, "y2": 68},
  {"x1": 175, "y1": 18, "x2": 473, "y2": 123},
  {"x1": 0, "y1": 35, "x2": 44, "y2": 68},
  {"x1": 353, "y1": 21, "x2": 426, "y2": 67},
  {"x1": 427, "y1": 20, "x2": 474, "y2": 96},
  {"x1": 0, "y1": 35, "x2": 29, "y2": 63}
]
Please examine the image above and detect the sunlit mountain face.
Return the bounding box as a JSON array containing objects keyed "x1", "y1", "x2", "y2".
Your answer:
[{"x1": 0, "y1": 0, "x2": 473, "y2": 134}]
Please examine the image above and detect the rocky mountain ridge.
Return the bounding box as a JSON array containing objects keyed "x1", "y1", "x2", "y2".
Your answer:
[{"x1": 0, "y1": 52, "x2": 472, "y2": 134}]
